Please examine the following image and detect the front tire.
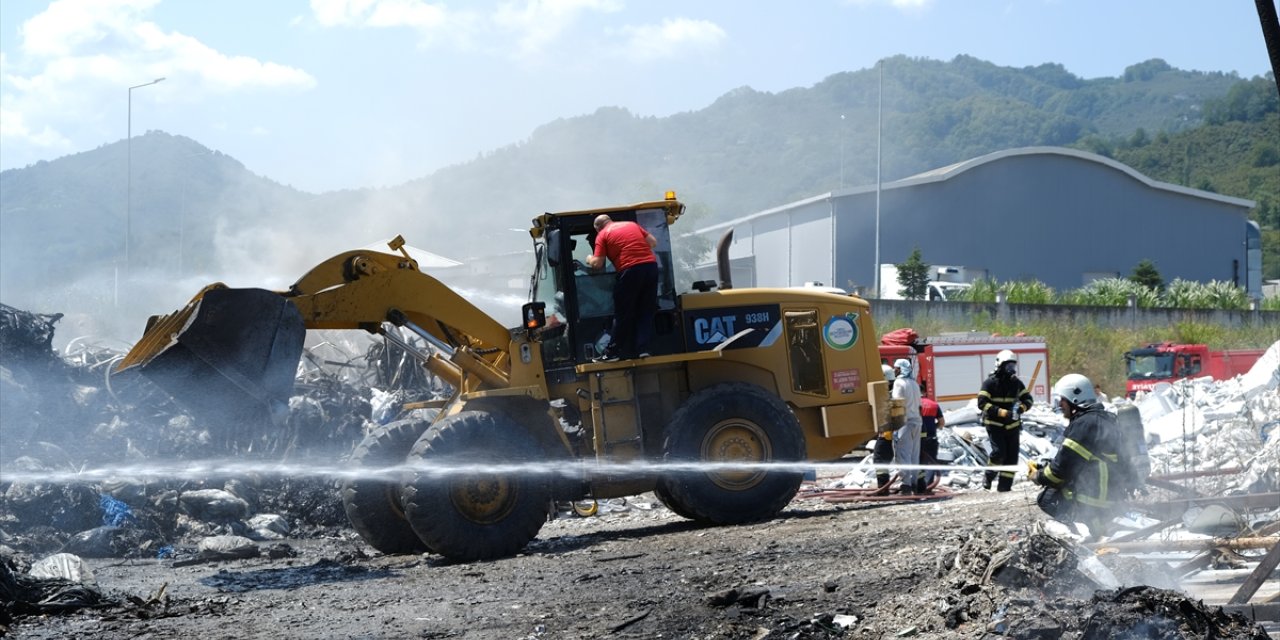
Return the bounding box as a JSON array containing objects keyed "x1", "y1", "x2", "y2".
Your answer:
[
  {"x1": 341, "y1": 418, "x2": 433, "y2": 554},
  {"x1": 657, "y1": 382, "x2": 805, "y2": 524},
  {"x1": 400, "y1": 411, "x2": 551, "y2": 562}
]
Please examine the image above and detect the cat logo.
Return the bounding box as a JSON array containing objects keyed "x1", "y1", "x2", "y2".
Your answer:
[
  {"x1": 693, "y1": 315, "x2": 737, "y2": 345},
  {"x1": 683, "y1": 305, "x2": 780, "y2": 352}
]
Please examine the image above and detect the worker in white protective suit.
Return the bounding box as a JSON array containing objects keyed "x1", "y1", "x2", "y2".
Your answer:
[{"x1": 891, "y1": 358, "x2": 923, "y2": 495}]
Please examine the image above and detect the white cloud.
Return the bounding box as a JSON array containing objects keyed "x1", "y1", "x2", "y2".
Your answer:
[
  {"x1": 0, "y1": 106, "x2": 73, "y2": 151},
  {"x1": 843, "y1": 0, "x2": 935, "y2": 12},
  {"x1": 312, "y1": 0, "x2": 452, "y2": 29},
  {"x1": 18, "y1": 0, "x2": 159, "y2": 58},
  {"x1": 614, "y1": 17, "x2": 726, "y2": 62},
  {"x1": 310, "y1": 0, "x2": 466, "y2": 46},
  {"x1": 493, "y1": 0, "x2": 623, "y2": 57},
  {"x1": 0, "y1": 0, "x2": 315, "y2": 168},
  {"x1": 308, "y1": 0, "x2": 625, "y2": 58},
  {"x1": 135, "y1": 24, "x2": 315, "y2": 91}
]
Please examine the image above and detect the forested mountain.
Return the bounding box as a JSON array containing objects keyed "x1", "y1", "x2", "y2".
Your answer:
[
  {"x1": 1, "y1": 55, "x2": 1274, "y2": 321},
  {"x1": 1103, "y1": 75, "x2": 1280, "y2": 280}
]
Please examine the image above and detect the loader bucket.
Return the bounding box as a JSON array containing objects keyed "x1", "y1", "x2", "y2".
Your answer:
[{"x1": 117, "y1": 286, "x2": 305, "y2": 428}]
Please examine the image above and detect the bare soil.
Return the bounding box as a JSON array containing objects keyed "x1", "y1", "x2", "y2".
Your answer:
[{"x1": 5, "y1": 486, "x2": 1269, "y2": 640}]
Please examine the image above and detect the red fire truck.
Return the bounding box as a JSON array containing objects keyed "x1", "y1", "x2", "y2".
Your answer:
[
  {"x1": 1124, "y1": 342, "x2": 1265, "y2": 396},
  {"x1": 879, "y1": 330, "x2": 1050, "y2": 410}
]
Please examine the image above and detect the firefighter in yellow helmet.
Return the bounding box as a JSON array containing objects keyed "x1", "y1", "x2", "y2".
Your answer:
[
  {"x1": 1031, "y1": 373, "x2": 1125, "y2": 538},
  {"x1": 977, "y1": 349, "x2": 1033, "y2": 491}
]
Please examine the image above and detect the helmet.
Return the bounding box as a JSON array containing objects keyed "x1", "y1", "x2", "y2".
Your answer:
[
  {"x1": 893, "y1": 358, "x2": 913, "y2": 379},
  {"x1": 1053, "y1": 373, "x2": 1098, "y2": 409},
  {"x1": 881, "y1": 364, "x2": 896, "y2": 381},
  {"x1": 994, "y1": 349, "x2": 1018, "y2": 375}
]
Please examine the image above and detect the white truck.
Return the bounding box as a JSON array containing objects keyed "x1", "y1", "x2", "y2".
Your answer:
[{"x1": 878, "y1": 264, "x2": 977, "y2": 301}]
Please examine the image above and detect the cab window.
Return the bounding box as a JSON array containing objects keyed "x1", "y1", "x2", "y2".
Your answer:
[{"x1": 785, "y1": 310, "x2": 827, "y2": 396}]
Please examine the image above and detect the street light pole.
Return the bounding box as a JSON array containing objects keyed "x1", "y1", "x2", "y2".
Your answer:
[
  {"x1": 873, "y1": 60, "x2": 883, "y2": 297},
  {"x1": 127, "y1": 77, "x2": 165, "y2": 272},
  {"x1": 839, "y1": 114, "x2": 846, "y2": 189}
]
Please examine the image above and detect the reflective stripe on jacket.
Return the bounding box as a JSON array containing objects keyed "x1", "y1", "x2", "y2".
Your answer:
[
  {"x1": 977, "y1": 373, "x2": 1033, "y2": 430},
  {"x1": 1041, "y1": 405, "x2": 1123, "y2": 508}
]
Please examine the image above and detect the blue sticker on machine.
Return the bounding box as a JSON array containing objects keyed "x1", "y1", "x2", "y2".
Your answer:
[
  {"x1": 823, "y1": 313, "x2": 859, "y2": 350},
  {"x1": 684, "y1": 304, "x2": 781, "y2": 351}
]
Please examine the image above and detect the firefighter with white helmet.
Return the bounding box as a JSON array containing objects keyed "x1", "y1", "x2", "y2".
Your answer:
[
  {"x1": 1030, "y1": 373, "x2": 1125, "y2": 537},
  {"x1": 977, "y1": 349, "x2": 1034, "y2": 491},
  {"x1": 891, "y1": 357, "x2": 923, "y2": 495}
]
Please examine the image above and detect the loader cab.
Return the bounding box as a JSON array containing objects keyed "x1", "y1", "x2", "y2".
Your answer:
[{"x1": 530, "y1": 197, "x2": 683, "y2": 380}]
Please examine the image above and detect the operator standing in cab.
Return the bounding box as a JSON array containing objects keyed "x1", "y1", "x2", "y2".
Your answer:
[
  {"x1": 977, "y1": 350, "x2": 1033, "y2": 492},
  {"x1": 1031, "y1": 374, "x2": 1124, "y2": 539},
  {"x1": 891, "y1": 358, "x2": 922, "y2": 495},
  {"x1": 586, "y1": 214, "x2": 659, "y2": 362}
]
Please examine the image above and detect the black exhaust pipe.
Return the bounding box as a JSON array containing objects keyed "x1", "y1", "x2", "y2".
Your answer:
[{"x1": 716, "y1": 229, "x2": 734, "y2": 291}]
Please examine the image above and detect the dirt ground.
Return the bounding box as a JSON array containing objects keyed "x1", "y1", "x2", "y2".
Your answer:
[
  {"x1": 0, "y1": 306, "x2": 1271, "y2": 639},
  {"x1": 4, "y1": 484, "x2": 1270, "y2": 640}
]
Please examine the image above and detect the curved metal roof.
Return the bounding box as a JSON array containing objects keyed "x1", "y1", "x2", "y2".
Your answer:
[
  {"x1": 694, "y1": 146, "x2": 1255, "y2": 236},
  {"x1": 888, "y1": 146, "x2": 1254, "y2": 208}
]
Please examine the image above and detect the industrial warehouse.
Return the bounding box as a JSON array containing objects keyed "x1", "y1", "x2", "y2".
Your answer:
[{"x1": 694, "y1": 146, "x2": 1263, "y2": 298}]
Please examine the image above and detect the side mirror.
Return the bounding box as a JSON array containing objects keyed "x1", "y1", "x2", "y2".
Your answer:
[
  {"x1": 546, "y1": 229, "x2": 561, "y2": 267},
  {"x1": 522, "y1": 301, "x2": 546, "y2": 331}
]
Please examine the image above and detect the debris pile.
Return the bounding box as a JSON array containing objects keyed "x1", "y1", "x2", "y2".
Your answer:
[
  {"x1": 0, "y1": 303, "x2": 440, "y2": 627},
  {"x1": 1, "y1": 302, "x2": 1274, "y2": 637}
]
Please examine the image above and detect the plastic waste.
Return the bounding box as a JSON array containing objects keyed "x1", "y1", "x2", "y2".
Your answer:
[
  {"x1": 100, "y1": 494, "x2": 135, "y2": 527},
  {"x1": 29, "y1": 553, "x2": 97, "y2": 585},
  {"x1": 197, "y1": 535, "x2": 260, "y2": 560},
  {"x1": 989, "y1": 604, "x2": 1008, "y2": 633},
  {"x1": 1076, "y1": 553, "x2": 1119, "y2": 589}
]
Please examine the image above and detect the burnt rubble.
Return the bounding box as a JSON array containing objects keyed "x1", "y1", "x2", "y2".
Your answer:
[
  {"x1": 0, "y1": 303, "x2": 398, "y2": 625},
  {"x1": 1, "y1": 302, "x2": 1274, "y2": 638}
]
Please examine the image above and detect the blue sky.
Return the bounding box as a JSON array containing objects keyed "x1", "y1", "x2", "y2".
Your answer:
[{"x1": 1, "y1": 0, "x2": 1273, "y2": 193}]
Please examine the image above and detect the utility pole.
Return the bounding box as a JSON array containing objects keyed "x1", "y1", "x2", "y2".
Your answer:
[
  {"x1": 127, "y1": 77, "x2": 165, "y2": 272},
  {"x1": 873, "y1": 60, "x2": 883, "y2": 297}
]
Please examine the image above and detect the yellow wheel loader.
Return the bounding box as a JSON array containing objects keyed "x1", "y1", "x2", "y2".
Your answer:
[{"x1": 116, "y1": 192, "x2": 899, "y2": 561}]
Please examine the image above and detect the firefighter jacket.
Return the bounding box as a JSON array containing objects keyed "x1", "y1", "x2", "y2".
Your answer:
[
  {"x1": 1036, "y1": 404, "x2": 1123, "y2": 509},
  {"x1": 977, "y1": 373, "x2": 1033, "y2": 430}
]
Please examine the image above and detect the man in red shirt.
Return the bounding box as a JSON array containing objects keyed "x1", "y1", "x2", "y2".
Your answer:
[{"x1": 586, "y1": 214, "x2": 659, "y2": 361}]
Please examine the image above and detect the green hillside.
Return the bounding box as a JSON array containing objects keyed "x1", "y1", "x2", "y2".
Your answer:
[
  {"x1": 1097, "y1": 75, "x2": 1280, "y2": 279},
  {"x1": 1, "y1": 56, "x2": 1273, "y2": 306}
]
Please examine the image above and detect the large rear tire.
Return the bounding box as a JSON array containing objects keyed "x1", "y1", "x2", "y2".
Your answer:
[
  {"x1": 401, "y1": 411, "x2": 551, "y2": 562},
  {"x1": 341, "y1": 418, "x2": 433, "y2": 554},
  {"x1": 657, "y1": 382, "x2": 805, "y2": 524},
  {"x1": 653, "y1": 484, "x2": 699, "y2": 520}
]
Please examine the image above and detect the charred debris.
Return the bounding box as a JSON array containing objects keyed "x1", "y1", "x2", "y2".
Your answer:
[{"x1": 1, "y1": 303, "x2": 1276, "y2": 637}]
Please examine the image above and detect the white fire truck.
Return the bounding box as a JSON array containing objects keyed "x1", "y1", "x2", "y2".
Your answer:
[{"x1": 879, "y1": 330, "x2": 1050, "y2": 410}]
